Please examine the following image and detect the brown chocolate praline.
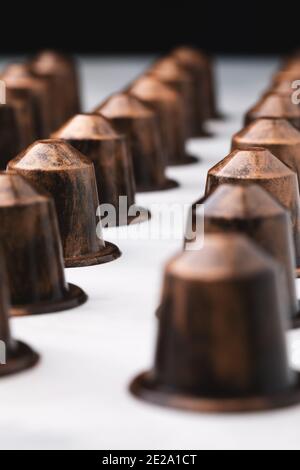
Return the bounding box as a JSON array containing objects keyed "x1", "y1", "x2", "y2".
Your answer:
[
  {"x1": 191, "y1": 184, "x2": 299, "y2": 328},
  {"x1": 129, "y1": 76, "x2": 198, "y2": 165},
  {"x1": 171, "y1": 47, "x2": 210, "y2": 128},
  {"x1": 232, "y1": 120, "x2": 300, "y2": 277},
  {"x1": 131, "y1": 234, "x2": 300, "y2": 412},
  {"x1": 8, "y1": 140, "x2": 122, "y2": 266},
  {"x1": 52, "y1": 114, "x2": 151, "y2": 225},
  {"x1": 5, "y1": 87, "x2": 36, "y2": 149},
  {"x1": 0, "y1": 172, "x2": 87, "y2": 315},
  {"x1": 172, "y1": 46, "x2": 221, "y2": 120},
  {"x1": 245, "y1": 93, "x2": 300, "y2": 130},
  {"x1": 96, "y1": 94, "x2": 178, "y2": 192},
  {"x1": 2, "y1": 63, "x2": 52, "y2": 138},
  {"x1": 29, "y1": 50, "x2": 81, "y2": 131},
  {"x1": 147, "y1": 57, "x2": 196, "y2": 138}
]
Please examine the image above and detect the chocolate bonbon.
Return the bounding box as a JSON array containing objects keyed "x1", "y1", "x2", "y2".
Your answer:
[
  {"x1": 8, "y1": 140, "x2": 122, "y2": 267},
  {"x1": 131, "y1": 234, "x2": 300, "y2": 412}
]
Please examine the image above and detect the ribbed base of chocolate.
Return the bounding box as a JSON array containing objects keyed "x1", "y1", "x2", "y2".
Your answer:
[
  {"x1": 10, "y1": 283, "x2": 88, "y2": 317},
  {"x1": 0, "y1": 341, "x2": 39, "y2": 377},
  {"x1": 65, "y1": 242, "x2": 121, "y2": 268},
  {"x1": 130, "y1": 371, "x2": 300, "y2": 413}
]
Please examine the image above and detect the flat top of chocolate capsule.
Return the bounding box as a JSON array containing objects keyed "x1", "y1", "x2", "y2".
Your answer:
[
  {"x1": 168, "y1": 234, "x2": 277, "y2": 281},
  {"x1": 203, "y1": 184, "x2": 285, "y2": 219},
  {"x1": 130, "y1": 76, "x2": 178, "y2": 101},
  {"x1": 0, "y1": 172, "x2": 48, "y2": 207},
  {"x1": 149, "y1": 57, "x2": 191, "y2": 82},
  {"x1": 98, "y1": 93, "x2": 154, "y2": 118},
  {"x1": 234, "y1": 118, "x2": 300, "y2": 144},
  {"x1": 11, "y1": 139, "x2": 93, "y2": 171},
  {"x1": 248, "y1": 93, "x2": 300, "y2": 118},
  {"x1": 209, "y1": 148, "x2": 295, "y2": 179},
  {"x1": 53, "y1": 113, "x2": 119, "y2": 140}
]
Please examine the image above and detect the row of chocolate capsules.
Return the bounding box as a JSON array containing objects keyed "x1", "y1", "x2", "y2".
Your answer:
[
  {"x1": 0, "y1": 166, "x2": 92, "y2": 378},
  {"x1": 0, "y1": 52, "x2": 121, "y2": 377},
  {"x1": 3, "y1": 48, "x2": 216, "y2": 237},
  {"x1": 0, "y1": 138, "x2": 133, "y2": 377},
  {"x1": 6, "y1": 46, "x2": 222, "y2": 236},
  {"x1": 0, "y1": 54, "x2": 128, "y2": 265},
  {"x1": 129, "y1": 52, "x2": 300, "y2": 413},
  {"x1": 244, "y1": 50, "x2": 300, "y2": 129},
  {"x1": 1, "y1": 48, "x2": 180, "y2": 324},
  {"x1": 1, "y1": 51, "x2": 151, "y2": 235},
  {"x1": 0, "y1": 52, "x2": 82, "y2": 375},
  {"x1": 0, "y1": 45, "x2": 222, "y2": 196},
  {"x1": 0, "y1": 46, "x2": 221, "y2": 378},
  {"x1": 0, "y1": 148, "x2": 120, "y2": 376},
  {"x1": 0, "y1": 50, "x2": 81, "y2": 170},
  {"x1": 69, "y1": 46, "x2": 222, "y2": 197}
]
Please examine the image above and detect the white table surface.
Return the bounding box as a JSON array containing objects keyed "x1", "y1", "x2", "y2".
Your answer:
[{"x1": 1, "y1": 56, "x2": 300, "y2": 451}]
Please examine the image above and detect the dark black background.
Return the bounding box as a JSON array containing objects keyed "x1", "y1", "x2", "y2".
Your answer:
[{"x1": 1, "y1": 4, "x2": 299, "y2": 55}]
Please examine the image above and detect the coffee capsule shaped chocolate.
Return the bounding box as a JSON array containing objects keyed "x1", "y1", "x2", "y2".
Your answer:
[
  {"x1": 0, "y1": 172, "x2": 87, "y2": 315},
  {"x1": 148, "y1": 57, "x2": 196, "y2": 138},
  {"x1": 8, "y1": 140, "x2": 121, "y2": 267},
  {"x1": 0, "y1": 253, "x2": 39, "y2": 377},
  {"x1": 193, "y1": 184, "x2": 299, "y2": 328},
  {"x1": 171, "y1": 46, "x2": 215, "y2": 126},
  {"x1": 232, "y1": 119, "x2": 300, "y2": 189},
  {"x1": 2, "y1": 63, "x2": 52, "y2": 138},
  {"x1": 0, "y1": 101, "x2": 21, "y2": 169},
  {"x1": 172, "y1": 46, "x2": 221, "y2": 120},
  {"x1": 96, "y1": 93, "x2": 178, "y2": 192},
  {"x1": 205, "y1": 147, "x2": 300, "y2": 252},
  {"x1": 29, "y1": 50, "x2": 81, "y2": 130},
  {"x1": 52, "y1": 114, "x2": 150, "y2": 225},
  {"x1": 30, "y1": 50, "x2": 81, "y2": 121},
  {"x1": 129, "y1": 76, "x2": 197, "y2": 165},
  {"x1": 245, "y1": 94, "x2": 300, "y2": 130},
  {"x1": 5, "y1": 87, "x2": 36, "y2": 148},
  {"x1": 171, "y1": 46, "x2": 209, "y2": 125},
  {"x1": 131, "y1": 234, "x2": 300, "y2": 412}
]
